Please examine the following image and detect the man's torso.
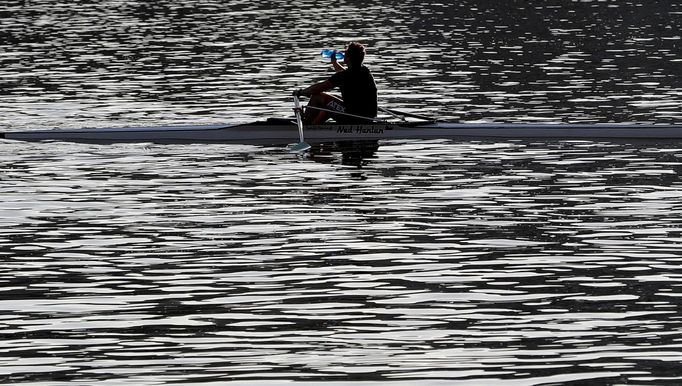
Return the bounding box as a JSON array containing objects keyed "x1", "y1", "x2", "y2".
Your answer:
[{"x1": 329, "y1": 66, "x2": 378, "y2": 120}]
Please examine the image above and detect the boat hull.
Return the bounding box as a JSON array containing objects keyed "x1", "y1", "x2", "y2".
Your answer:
[{"x1": 4, "y1": 121, "x2": 682, "y2": 144}]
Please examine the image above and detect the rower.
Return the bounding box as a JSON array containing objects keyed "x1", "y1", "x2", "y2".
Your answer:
[{"x1": 294, "y1": 42, "x2": 378, "y2": 124}]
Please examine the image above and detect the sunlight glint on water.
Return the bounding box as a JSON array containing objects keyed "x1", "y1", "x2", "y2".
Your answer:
[{"x1": 1, "y1": 0, "x2": 682, "y2": 384}]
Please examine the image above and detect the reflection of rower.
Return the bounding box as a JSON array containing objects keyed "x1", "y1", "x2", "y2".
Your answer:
[
  {"x1": 294, "y1": 42, "x2": 378, "y2": 124},
  {"x1": 309, "y1": 140, "x2": 380, "y2": 168}
]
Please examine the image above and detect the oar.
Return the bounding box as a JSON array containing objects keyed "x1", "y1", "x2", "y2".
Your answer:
[
  {"x1": 290, "y1": 94, "x2": 311, "y2": 153},
  {"x1": 378, "y1": 107, "x2": 407, "y2": 122},
  {"x1": 381, "y1": 107, "x2": 436, "y2": 122}
]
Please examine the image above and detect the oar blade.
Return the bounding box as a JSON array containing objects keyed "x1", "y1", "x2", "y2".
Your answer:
[{"x1": 289, "y1": 142, "x2": 311, "y2": 153}]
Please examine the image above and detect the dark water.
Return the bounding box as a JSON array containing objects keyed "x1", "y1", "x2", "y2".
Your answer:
[{"x1": 2, "y1": 1, "x2": 682, "y2": 384}]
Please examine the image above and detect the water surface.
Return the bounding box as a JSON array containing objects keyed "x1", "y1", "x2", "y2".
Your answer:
[{"x1": 2, "y1": 0, "x2": 682, "y2": 384}]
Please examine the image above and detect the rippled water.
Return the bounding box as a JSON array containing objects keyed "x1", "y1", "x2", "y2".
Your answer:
[
  {"x1": 2, "y1": 0, "x2": 682, "y2": 384},
  {"x1": 2, "y1": 0, "x2": 682, "y2": 129}
]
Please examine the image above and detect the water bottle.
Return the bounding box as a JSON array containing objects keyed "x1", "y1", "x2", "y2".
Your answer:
[{"x1": 321, "y1": 49, "x2": 344, "y2": 60}]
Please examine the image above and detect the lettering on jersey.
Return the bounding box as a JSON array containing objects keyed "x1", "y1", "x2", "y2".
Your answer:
[{"x1": 326, "y1": 100, "x2": 346, "y2": 113}]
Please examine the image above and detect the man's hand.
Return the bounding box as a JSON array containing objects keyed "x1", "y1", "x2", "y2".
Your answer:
[
  {"x1": 330, "y1": 50, "x2": 344, "y2": 72},
  {"x1": 293, "y1": 89, "x2": 304, "y2": 97}
]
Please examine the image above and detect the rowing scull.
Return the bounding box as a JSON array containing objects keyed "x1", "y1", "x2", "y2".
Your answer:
[{"x1": 3, "y1": 119, "x2": 682, "y2": 144}]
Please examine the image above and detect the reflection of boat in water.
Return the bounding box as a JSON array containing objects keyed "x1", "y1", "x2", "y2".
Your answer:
[
  {"x1": 309, "y1": 140, "x2": 380, "y2": 168},
  {"x1": 4, "y1": 118, "x2": 682, "y2": 144}
]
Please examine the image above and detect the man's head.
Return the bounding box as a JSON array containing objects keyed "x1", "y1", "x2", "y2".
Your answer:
[{"x1": 344, "y1": 42, "x2": 366, "y2": 67}]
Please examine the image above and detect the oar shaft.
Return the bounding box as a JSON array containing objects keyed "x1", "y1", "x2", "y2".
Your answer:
[
  {"x1": 307, "y1": 105, "x2": 433, "y2": 123},
  {"x1": 384, "y1": 108, "x2": 435, "y2": 122},
  {"x1": 378, "y1": 107, "x2": 407, "y2": 122},
  {"x1": 290, "y1": 95, "x2": 311, "y2": 152},
  {"x1": 293, "y1": 95, "x2": 305, "y2": 142},
  {"x1": 305, "y1": 105, "x2": 383, "y2": 123}
]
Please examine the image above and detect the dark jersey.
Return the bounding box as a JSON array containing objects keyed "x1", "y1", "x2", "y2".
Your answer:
[{"x1": 329, "y1": 65, "x2": 378, "y2": 121}]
